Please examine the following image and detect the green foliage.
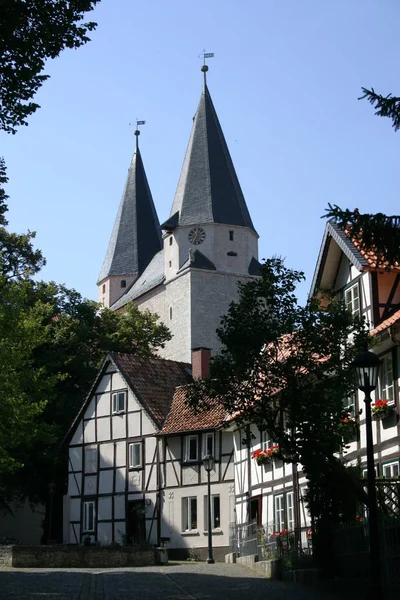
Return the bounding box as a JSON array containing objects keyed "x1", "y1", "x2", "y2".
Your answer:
[
  {"x1": 0, "y1": 162, "x2": 171, "y2": 507},
  {"x1": 187, "y1": 257, "x2": 368, "y2": 527},
  {"x1": 360, "y1": 87, "x2": 400, "y2": 131},
  {"x1": 324, "y1": 204, "x2": 400, "y2": 267},
  {"x1": 0, "y1": 0, "x2": 99, "y2": 133}
]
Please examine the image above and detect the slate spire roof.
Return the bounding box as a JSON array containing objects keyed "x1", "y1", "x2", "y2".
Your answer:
[
  {"x1": 164, "y1": 83, "x2": 256, "y2": 233},
  {"x1": 98, "y1": 145, "x2": 162, "y2": 284}
]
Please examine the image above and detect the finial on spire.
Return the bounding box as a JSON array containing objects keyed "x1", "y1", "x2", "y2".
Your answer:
[
  {"x1": 129, "y1": 119, "x2": 146, "y2": 151},
  {"x1": 198, "y1": 50, "x2": 214, "y2": 85}
]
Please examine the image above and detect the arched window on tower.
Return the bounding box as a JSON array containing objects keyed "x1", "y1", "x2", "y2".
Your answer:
[
  {"x1": 102, "y1": 284, "x2": 106, "y2": 294},
  {"x1": 121, "y1": 280, "x2": 126, "y2": 288},
  {"x1": 229, "y1": 230, "x2": 234, "y2": 241}
]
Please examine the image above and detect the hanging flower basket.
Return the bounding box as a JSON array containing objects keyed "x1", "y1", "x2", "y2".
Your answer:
[
  {"x1": 251, "y1": 445, "x2": 280, "y2": 466},
  {"x1": 372, "y1": 399, "x2": 392, "y2": 421},
  {"x1": 251, "y1": 449, "x2": 271, "y2": 465}
]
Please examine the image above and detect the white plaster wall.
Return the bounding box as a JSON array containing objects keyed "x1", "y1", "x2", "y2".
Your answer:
[
  {"x1": 69, "y1": 447, "x2": 82, "y2": 473},
  {"x1": 70, "y1": 422, "x2": 83, "y2": 446},
  {"x1": 98, "y1": 497, "x2": 112, "y2": 521},
  {"x1": 160, "y1": 481, "x2": 232, "y2": 550},
  {"x1": 99, "y1": 443, "x2": 113, "y2": 468},
  {"x1": 98, "y1": 522, "x2": 113, "y2": 545},
  {"x1": 96, "y1": 374, "x2": 111, "y2": 394}
]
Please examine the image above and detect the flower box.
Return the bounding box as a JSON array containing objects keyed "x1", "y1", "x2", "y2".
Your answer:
[
  {"x1": 372, "y1": 399, "x2": 393, "y2": 421},
  {"x1": 251, "y1": 445, "x2": 280, "y2": 466}
]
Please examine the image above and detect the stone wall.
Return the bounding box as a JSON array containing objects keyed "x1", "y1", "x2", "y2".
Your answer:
[{"x1": 0, "y1": 545, "x2": 155, "y2": 568}]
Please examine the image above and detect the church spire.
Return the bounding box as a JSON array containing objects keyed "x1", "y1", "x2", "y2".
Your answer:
[
  {"x1": 163, "y1": 65, "x2": 256, "y2": 234},
  {"x1": 98, "y1": 127, "x2": 162, "y2": 290}
]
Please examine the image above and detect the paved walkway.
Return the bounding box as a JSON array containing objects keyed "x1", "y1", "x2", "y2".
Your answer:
[{"x1": 0, "y1": 562, "x2": 335, "y2": 600}]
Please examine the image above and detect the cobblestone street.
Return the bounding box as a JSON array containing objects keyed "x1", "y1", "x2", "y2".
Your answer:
[{"x1": 0, "y1": 562, "x2": 337, "y2": 600}]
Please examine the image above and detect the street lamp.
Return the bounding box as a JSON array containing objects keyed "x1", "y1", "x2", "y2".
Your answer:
[
  {"x1": 353, "y1": 346, "x2": 381, "y2": 595},
  {"x1": 203, "y1": 453, "x2": 215, "y2": 564}
]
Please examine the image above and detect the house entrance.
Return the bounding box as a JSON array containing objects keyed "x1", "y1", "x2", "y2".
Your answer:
[{"x1": 127, "y1": 500, "x2": 146, "y2": 545}]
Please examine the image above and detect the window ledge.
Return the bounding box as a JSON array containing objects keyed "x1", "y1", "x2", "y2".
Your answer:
[
  {"x1": 203, "y1": 529, "x2": 223, "y2": 535},
  {"x1": 181, "y1": 530, "x2": 200, "y2": 536}
]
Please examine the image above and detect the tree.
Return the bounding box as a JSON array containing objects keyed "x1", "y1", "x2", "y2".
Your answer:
[
  {"x1": 187, "y1": 258, "x2": 368, "y2": 531},
  {"x1": 324, "y1": 204, "x2": 400, "y2": 267},
  {"x1": 0, "y1": 162, "x2": 171, "y2": 512},
  {"x1": 1, "y1": 0, "x2": 99, "y2": 133},
  {"x1": 360, "y1": 88, "x2": 400, "y2": 131}
]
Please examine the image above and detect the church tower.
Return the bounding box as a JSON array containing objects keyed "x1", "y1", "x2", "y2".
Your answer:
[
  {"x1": 105, "y1": 66, "x2": 260, "y2": 363},
  {"x1": 97, "y1": 127, "x2": 162, "y2": 307}
]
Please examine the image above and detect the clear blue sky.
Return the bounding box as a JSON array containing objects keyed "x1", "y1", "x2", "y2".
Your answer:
[{"x1": 1, "y1": 0, "x2": 399, "y2": 305}]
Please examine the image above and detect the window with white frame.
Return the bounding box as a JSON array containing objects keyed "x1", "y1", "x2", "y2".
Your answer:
[
  {"x1": 203, "y1": 432, "x2": 214, "y2": 457},
  {"x1": 262, "y1": 431, "x2": 274, "y2": 451},
  {"x1": 204, "y1": 494, "x2": 220, "y2": 530},
  {"x1": 112, "y1": 391, "x2": 126, "y2": 414},
  {"x1": 185, "y1": 435, "x2": 198, "y2": 461},
  {"x1": 344, "y1": 283, "x2": 360, "y2": 318},
  {"x1": 274, "y1": 494, "x2": 285, "y2": 532},
  {"x1": 84, "y1": 446, "x2": 97, "y2": 473},
  {"x1": 362, "y1": 466, "x2": 378, "y2": 479},
  {"x1": 83, "y1": 501, "x2": 95, "y2": 532},
  {"x1": 286, "y1": 491, "x2": 295, "y2": 531},
  {"x1": 378, "y1": 353, "x2": 395, "y2": 404},
  {"x1": 129, "y1": 442, "x2": 142, "y2": 468},
  {"x1": 382, "y1": 461, "x2": 399, "y2": 479},
  {"x1": 182, "y1": 497, "x2": 197, "y2": 531}
]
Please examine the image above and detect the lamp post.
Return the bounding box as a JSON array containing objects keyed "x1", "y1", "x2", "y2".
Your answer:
[
  {"x1": 203, "y1": 453, "x2": 215, "y2": 564},
  {"x1": 353, "y1": 346, "x2": 381, "y2": 595}
]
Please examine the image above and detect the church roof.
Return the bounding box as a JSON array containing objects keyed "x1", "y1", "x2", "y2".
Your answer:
[
  {"x1": 98, "y1": 147, "x2": 162, "y2": 283},
  {"x1": 111, "y1": 249, "x2": 165, "y2": 310},
  {"x1": 163, "y1": 84, "x2": 256, "y2": 234}
]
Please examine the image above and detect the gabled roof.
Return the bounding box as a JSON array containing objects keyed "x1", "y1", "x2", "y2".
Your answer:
[
  {"x1": 112, "y1": 353, "x2": 191, "y2": 427},
  {"x1": 310, "y1": 221, "x2": 372, "y2": 296},
  {"x1": 160, "y1": 385, "x2": 227, "y2": 435},
  {"x1": 166, "y1": 84, "x2": 256, "y2": 234},
  {"x1": 98, "y1": 148, "x2": 162, "y2": 283},
  {"x1": 111, "y1": 249, "x2": 164, "y2": 310},
  {"x1": 64, "y1": 353, "x2": 192, "y2": 443},
  {"x1": 311, "y1": 221, "x2": 400, "y2": 297}
]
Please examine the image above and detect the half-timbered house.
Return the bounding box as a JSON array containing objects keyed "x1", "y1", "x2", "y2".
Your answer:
[
  {"x1": 64, "y1": 348, "x2": 234, "y2": 559},
  {"x1": 229, "y1": 220, "x2": 400, "y2": 544}
]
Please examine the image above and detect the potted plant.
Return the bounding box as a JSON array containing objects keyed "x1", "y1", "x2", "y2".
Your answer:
[{"x1": 371, "y1": 399, "x2": 392, "y2": 420}]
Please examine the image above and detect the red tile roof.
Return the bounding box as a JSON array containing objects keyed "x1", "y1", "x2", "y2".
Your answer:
[
  {"x1": 111, "y1": 353, "x2": 191, "y2": 427},
  {"x1": 160, "y1": 386, "x2": 227, "y2": 434},
  {"x1": 370, "y1": 309, "x2": 400, "y2": 336},
  {"x1": 344, "y1": 229, "x2": 400, "y2": 272}
]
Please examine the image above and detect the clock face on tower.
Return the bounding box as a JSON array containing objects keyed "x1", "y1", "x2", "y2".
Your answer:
[{"x1": 188, "y1": 227, "x2": 206, "y2": 245}]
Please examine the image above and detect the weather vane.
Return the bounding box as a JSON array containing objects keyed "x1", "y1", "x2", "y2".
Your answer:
[
  {"x1": 129, "y1": 120, "x2": 146, "y2": 149},
  {"x1": 198, "y1": 50, "x2": 214, "y2": 84}
]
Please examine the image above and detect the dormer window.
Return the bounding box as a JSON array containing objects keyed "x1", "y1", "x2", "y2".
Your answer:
[
  {"x1": 229, "y1": 230, "x2": 234, "y2": 241},
  {"x1": 121, "y1": 280, "x2": 126, "y2": 288}
]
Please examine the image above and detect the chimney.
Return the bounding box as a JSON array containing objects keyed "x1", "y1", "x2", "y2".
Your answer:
[{"x1": 191, "y1": 347, "x2": 211, "y2": 379}]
